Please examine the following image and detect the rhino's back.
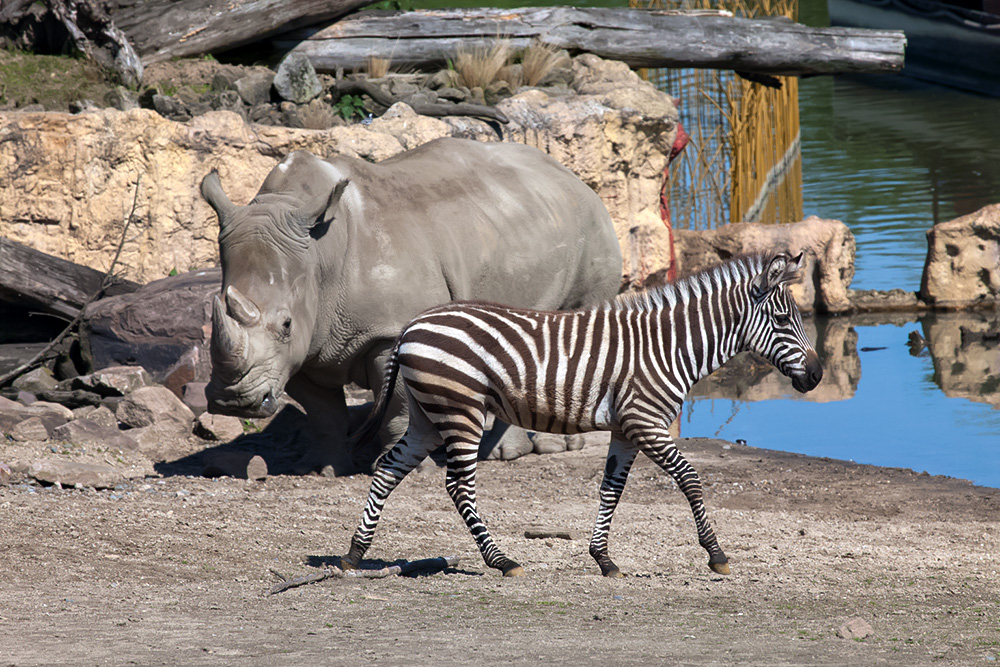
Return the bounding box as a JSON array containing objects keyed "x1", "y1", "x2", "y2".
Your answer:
[{"x1": 325, "y1": 138, "x2": 621, "y2": 312}]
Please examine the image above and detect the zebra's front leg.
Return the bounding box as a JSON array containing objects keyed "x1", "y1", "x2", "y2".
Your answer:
[
  {"x1": 341, "y1": 434, "x2": 434, "y2": 570},
  {"x1": 589, "y1": 437, "x2": 639, "y2": 577},
  {"x1": 638, "y1": 430, "x2": 729, "y2": 575},
  {"x1": 444, "y1": 440, "x2": 523, "y2": 577}
]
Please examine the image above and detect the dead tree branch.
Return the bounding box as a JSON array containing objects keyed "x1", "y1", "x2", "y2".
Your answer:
[
  {"x1": 0, "y1": 176, "x2": 142, "y2": 387},
  {"x1": 267, "y1": 555, "x2": 461, "y2": 595}
]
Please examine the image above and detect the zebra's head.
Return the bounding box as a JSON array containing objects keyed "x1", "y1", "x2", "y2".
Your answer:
[{"x1": 744, "y1": 253, "x2": 823, "y2": 393}]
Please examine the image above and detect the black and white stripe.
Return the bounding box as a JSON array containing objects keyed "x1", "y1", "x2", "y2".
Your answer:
[{"x1": 342, "y1": 253, "x2": 823, "y2": 577}]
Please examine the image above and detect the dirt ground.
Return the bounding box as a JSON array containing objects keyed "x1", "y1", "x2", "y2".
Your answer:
[{"x1": 1, "y1": 435, "x2": 998, "y2": 666}]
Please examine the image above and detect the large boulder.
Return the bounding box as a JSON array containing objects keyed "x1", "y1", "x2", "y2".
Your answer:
[
  {"x1": 673, "y1": 216, "x2": 856, "y2": 313},
  {"x1": 0, "y1": 54, "x2": 679, "y2": 288},
  {"x1": 920, "y1": 204, "x2": 1000, "y2": 309},
  {"x1": 80, "y1": 269, "x2": 219, "y2": 393}
]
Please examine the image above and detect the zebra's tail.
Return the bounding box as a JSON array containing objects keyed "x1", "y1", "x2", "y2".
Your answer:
[{"x1": 348, "y1": 335, "x2": 403, "y2": 451}]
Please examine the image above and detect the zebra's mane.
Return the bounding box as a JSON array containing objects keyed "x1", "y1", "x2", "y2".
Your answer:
[{"x1": 613, "y1": 253, "x2": 770, "y2": 312}]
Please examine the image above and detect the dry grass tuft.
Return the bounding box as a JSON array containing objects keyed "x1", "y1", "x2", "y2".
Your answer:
[
  {"x1": 300, "y1": 99, "x2": 339, "y2": 130},
  {"x1": 365, "y1": 56, "x2": 392, "y2": 79},
  {"x1": 454, "y1": 39, "x2": 514, "y2": 90},
  {"x1": 519, "y1": 41, "x2": 569, "y2": 87}
]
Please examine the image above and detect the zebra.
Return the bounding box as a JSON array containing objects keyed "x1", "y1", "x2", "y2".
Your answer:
[{"x1": 341, "y1": 252, "x2": 823, "y2": 578}]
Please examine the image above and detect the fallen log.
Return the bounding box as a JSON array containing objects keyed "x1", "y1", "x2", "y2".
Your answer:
[
  {"x1": 0, "y1": 238, "x2": 139, "y2": 322},
  {"x1": 288, "y1": 7, "x2": 906, "y2": 77},
  {"x1": 107, "y1": 0, "x2": 373, "y2": 64}
]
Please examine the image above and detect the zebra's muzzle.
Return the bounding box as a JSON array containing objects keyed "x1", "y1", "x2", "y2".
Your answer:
[{"x1": 791, "y1": 350, "x2": 823, "y2": 393}]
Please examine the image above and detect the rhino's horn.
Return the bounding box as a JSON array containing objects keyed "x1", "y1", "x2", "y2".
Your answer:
[
  {"x1": 225, "y1": 285, "x2": 261, "y2": 327},
  {"x1": 201, "y1": 170, "x2": 235, "y2": 220},
  {"x1": 211, "y1": 293, "x2": 247, "y2": 363}
]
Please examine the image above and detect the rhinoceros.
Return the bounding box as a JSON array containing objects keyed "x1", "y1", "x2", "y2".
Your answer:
[{"x1": 201, "y1": 137, "x2": 622, "y2": 475}]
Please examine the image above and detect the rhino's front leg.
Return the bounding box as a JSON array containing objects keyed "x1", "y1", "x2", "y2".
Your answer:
[{"x1": 285, "y1": 373, "x2": 356, "y2": 477}]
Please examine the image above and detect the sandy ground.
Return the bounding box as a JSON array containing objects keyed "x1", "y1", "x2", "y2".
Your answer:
[{"x1": 1, "y1": 436, "x2": 998, "y2": 666}]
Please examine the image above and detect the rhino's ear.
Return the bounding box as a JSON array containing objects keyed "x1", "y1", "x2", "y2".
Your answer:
[
  {"x1": 201, "y1": 171, "x2": 235, "y2": 221},
  {"x1": 300, "y1": 178, "x2": 350, "y2": 238}
]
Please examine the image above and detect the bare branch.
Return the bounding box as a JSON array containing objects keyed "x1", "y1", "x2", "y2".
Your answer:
[
  {"x1": 267, "y1": 555, "x2": 461, "y2": 595},
  {"x1": 0, "y1": 175, "x2": 142, "y2": 387}
]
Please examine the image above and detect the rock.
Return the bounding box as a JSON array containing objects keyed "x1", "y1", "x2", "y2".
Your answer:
[
  {"x1": 105, "y1": 86, "x2": 139, "y2": 111},
  {"x1": 116, "y1": 385, "x2": 195, "y2": 431},
  {"x1": 211, "y1": 90, "x2": 245, "y2": 117},
  {"x1": 426, "y1": 70, "x2": 459, "y2": 90},
  {"x1": 9, "y1": 416, "x2": 51, "y2": 442},
  {"x1": 16, "y1": 391, "x2": 37, "y2": 405},
  {"x1": 273, "y1": 53, "x2": 322, "y2": 104},
  {"x1": 211, "y1": 70, "x2": 240, "y2": 92},
  {"x1": 848, "y1": 289, "x2": 928, "y2": 312},
  {"x1": 28, "y1": 460, "x2": 122, "y2": 489},
  {"x1": 151, "y1": 93, "x2": 190, "y2": 121},
  {"x1": 435, "y1": 87, "x2": 468, "y2": 103},
  {"x1": 673, "y1": 217, "x2": 857, "y2": 313},
  {"x1": 0, "y1": 462, "x2": 10, "y2": 485},
  {"x1": 921, "y1": 203, "x2": 1000, "y2": 309},
  {"x1": 52, "y1": 419, "x2": 135, "y2": 451},
  {"x1": 81, "y1": 271, "x2": 218, "y2": 386},
  {"x1": 524, "y1": 526, "x2": 575, "y2": 540},
  {"x1": 11, "y1": 367, "x2": 59, "y2": 394},
  {"x1": 195, "y1": 413, "x2": 244, "y2": 442},
  {"x1": 836, "y1": 617, "x2": 873, "y2": 640},
  {"x1": 235, "y1": 71, "x2": 275, "y2": 106},
  {"x1": 70, "y1": 366, "x2": 153, "y2": 397},
  {"x1": 202, "y1": 450, "x2": 268, "y2": 480},
  {"x1": 35, "y1": 389, "x2": 105, "y2": 409},
  {"x1": 530, "y1": 433, "x2": 570, "y2": 455},
  {"x1": 82, "y1": 405, "x2": 118, "y2": 429},
  {"x1": 182, "y1": 382, "x2": 209, "y2": 415},
  {"x1": 125, "y1": 423, "x2": 200, "y2": 462},
  {"x1": 0, "y1": 396, "x2": 73, "y2": 434}
]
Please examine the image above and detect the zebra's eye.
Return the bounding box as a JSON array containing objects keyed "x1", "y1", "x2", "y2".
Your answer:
[{"x1": 774, "y1": 313, "x2": 791, "y2": 326}]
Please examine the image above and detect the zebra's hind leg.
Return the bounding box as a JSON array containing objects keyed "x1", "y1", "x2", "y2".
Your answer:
[
  {"x1": 443, "y1": 432, "x2": 523, "y2": 577},
  {"x1": 341, "y1": 423, "x2": 439, "y2": 570},
  {"x1": 636, "y1": 429, "x2": 730, "y2": 575},
  {"x1": 589, "y1": 437, "x2": 639, "y2": 577}
]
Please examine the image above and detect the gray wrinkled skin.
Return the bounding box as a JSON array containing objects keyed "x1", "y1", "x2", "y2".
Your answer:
[{"x1": 201, "y1": 137, "x2": 622, "y2": 475}]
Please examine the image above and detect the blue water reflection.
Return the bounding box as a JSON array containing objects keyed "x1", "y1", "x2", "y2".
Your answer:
[{"x1": 683, "y1": 320, "x2": 1000, "y2": 488}]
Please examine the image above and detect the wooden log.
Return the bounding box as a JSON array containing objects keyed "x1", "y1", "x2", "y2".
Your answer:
[
  {"x1": 0, "y1": 238, "x2": 139, "y2": 322},
  {"x1": 105, "y1": 0, "x2": 374, "y2": 64},
  {"x1": 288, "y1": 7, "x2": 906, "y2": 77}
]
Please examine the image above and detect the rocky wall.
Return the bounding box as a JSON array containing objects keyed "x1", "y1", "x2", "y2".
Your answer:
[{"x1": 0, "y1": 55, "x2": 679, "y2": 288}]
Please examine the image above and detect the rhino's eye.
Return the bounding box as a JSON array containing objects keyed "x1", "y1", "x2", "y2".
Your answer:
[{"x1": 281, "y1": 318, "x2": 292, "y2": 338}]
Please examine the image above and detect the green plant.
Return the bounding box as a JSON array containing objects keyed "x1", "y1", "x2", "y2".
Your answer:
[{"x1": 335, "y1": 94, "x2": 367, "y2": 120}]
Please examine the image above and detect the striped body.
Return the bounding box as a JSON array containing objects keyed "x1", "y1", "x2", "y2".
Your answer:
[{"x1": 343, "y1": 253, "x2": 823, "y2": 577}]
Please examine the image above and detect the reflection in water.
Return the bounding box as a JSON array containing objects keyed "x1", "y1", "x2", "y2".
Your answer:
[
  {"x1": 683, "y1": 313, "x2": 1000, "y2": 487},
  {"x1": 920, "y1": 311, "x2": 1000, "y2": 409}
]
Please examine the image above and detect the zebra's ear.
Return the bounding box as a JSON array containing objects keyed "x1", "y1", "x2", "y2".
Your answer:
[{"x1": 754, "y1": 252, "x2": 801, "y2": 297}]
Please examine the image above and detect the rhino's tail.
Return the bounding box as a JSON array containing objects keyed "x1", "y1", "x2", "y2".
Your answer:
[{"x1": 348, "y1": 336, "x2": 403, "y2": 451}]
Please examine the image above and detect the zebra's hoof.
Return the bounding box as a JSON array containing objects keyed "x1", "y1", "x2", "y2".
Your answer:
[
  {"x1": 501, "y1": 564, "x2": 525, "y2": 577},
  {"x1": 339, "y1": 556, "x2": 358, "y2": 571},
  {"x1": 603, "y1": 567, "x2": 624, "y2": 578},
  {"x1": 708, "y1": 561, "x2": 731, "y2": 575}
]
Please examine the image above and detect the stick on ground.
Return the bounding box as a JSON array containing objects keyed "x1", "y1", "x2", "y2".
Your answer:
[{"x1": 267, "y1": 555, "x2": 461, "y2": 595}]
